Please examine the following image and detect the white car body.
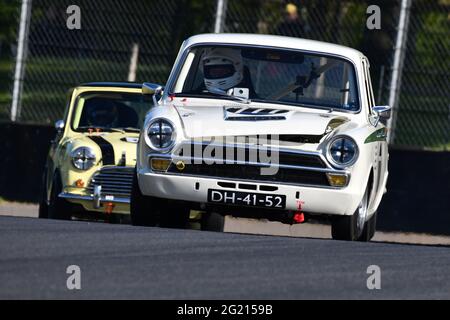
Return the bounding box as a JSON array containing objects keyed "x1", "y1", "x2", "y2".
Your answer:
[{"x1": 135, "y1": 34, "x2": 389, "y2": 239}]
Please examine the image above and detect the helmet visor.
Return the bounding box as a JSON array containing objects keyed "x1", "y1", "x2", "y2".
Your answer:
[{"x1": 204, "y1": 64, "x2": 235, "y2": 80}]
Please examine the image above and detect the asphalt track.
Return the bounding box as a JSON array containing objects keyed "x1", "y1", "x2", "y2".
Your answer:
[{"x1": 0, "y1": 215, "x2": 449, "y2": 299}]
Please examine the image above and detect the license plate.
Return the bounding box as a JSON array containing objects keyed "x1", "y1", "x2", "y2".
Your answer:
[{"x1": 207, "y1": 189, "x2": 286, "y2": 209}]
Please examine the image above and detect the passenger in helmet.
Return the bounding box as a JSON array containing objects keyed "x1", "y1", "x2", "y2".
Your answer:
[{"x1": 201, "y1": 47, "x2": 256, "y2": 98}]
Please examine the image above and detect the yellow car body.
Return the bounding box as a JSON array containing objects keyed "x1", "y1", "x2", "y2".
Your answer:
[{"x1": 39, "y1": 82, "x2": 151, "y2": 220}]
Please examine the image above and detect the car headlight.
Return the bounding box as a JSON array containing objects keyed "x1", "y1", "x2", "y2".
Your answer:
[
  {"x1": 145, "y1": 119, "x2": 176, "y2": 151},
  {"x1": 327, "y1": 136, "x2": 359, "y2": 168},
  {"x1": 71, "y1": 147, "x2": 96, "y2": 170}
]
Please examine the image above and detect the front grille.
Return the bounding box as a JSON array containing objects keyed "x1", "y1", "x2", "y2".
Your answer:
[
  {"x1": 87, "y1": 167, "x2": 134, "y2": 196},
  {"x1": 170, "y1": 143, "x2": 329, "y2": 187},
  {"x1": 176, "y1": 143, "x2": 326, "y2": 168},
  {"x1": 168, "y1": 163, "x2": 329, "y2": 186}
]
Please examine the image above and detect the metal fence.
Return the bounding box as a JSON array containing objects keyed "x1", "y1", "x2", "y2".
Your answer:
[
  {"x1": 2, "y1": 0, "x2": 449, "y2": 150},
  {"x1": 393, "y1": 0, "x2": 450, "y2": 148}
]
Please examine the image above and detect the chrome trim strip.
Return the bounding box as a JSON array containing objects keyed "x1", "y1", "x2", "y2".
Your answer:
[
  {"x1": 91, "y1": 180, "x2": 133, "y2": 185},
  {"x1": 89, "y1": 166, "x2": 135, "y2": 172},
  {"x1": 173, "y1": 155, "x2": 342, "y2": 174},
  {"x1": 58, "y1": 192, "x2": 130, "y2": 204},
  {"x1": 148, "y1": 152, "x2": 344, "y2": 174}
]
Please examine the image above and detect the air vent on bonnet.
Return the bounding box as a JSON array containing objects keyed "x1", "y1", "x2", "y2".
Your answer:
[{"x1": 224, "y1": 107, "x2": 288, "y2": 121}]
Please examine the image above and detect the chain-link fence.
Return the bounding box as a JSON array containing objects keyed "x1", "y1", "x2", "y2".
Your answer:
[
  {"x1": 0, "y1": 0, "x2": 20, "y2": 122},
  {"x1": 223, "y1": 0, "x2": 399, "y2": 111},
  {"x1": 394, "y1": 0, "x2": 450, "y2": 149},
  {"x1": 6, "y1": 0, "x2": 216, "y2": 124},
  {"x1": 2, "y1": 0, "x2": 449, "y2": 150}
]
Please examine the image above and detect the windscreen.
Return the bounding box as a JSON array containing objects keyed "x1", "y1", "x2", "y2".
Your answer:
[
  {"x1": 172, "y1": 45, "x2": 360, "y2": 111},
  {"x1": 71, "y1": 92, "x2": 150, "y2": 132}
]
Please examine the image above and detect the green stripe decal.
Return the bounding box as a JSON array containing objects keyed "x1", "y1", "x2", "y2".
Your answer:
[{"x1": 365, "y1": 128, "x2": 387, "y2": 144}]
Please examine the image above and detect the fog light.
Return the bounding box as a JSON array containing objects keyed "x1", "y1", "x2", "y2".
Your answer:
[
  {"x1": 150, "y1": 158, "x2": 171, "y2": 171},
  {"x1": 75, "y1": 179, "x2": 85, "y2": 188},
  {"x1": 326, "y1": 173, "x2": 348, "y2": 187}
]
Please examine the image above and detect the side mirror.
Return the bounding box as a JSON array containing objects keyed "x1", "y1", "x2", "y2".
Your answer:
[
  {"x1": 373, "y1": 105, "x2": 392, "y2": 120},
  {"x1": 142, "y1": 82, "x2": 164, "y2": 106},
  {"x1": 55, "y1": 120, "x2": 65, "y2": 133}
]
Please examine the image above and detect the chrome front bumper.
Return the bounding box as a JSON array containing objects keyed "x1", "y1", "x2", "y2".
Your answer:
[{"x1": 59, "y1": 186, "x2": 130, "y2": 208}]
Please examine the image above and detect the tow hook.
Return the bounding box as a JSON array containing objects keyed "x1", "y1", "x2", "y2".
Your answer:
[
  {"x1": 292, "y1": 200, "x2": 306, "y2": 224},
  {"x1": 105, "y1": 202, "x2": 115, "y2": 215},
  {"x1": 293, "y1": 212, "x2": 305, "y2": 224}
]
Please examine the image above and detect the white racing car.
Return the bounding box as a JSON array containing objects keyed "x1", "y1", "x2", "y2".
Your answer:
[{"x1": 132, "y1": 34, "x2": 390, "y2": 241}]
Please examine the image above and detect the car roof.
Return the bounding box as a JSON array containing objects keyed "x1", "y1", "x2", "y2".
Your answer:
[
  {"x1": 79, "y1": 82, "x2": 143, "y2": 89},
  {"x1": 183, "y1": 33, "x2": 365, "y2": 63}
]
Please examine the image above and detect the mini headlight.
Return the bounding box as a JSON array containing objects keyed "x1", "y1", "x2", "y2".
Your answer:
[
  {"x1": 71, "y1": 147, "x2": 96, "y2": 170},
  {"x1": 145, "y1": 119, "x2": 175, "y2": 151},
  {"x1": 327, "y1": 136, "x2": 358, "y2": 168}
]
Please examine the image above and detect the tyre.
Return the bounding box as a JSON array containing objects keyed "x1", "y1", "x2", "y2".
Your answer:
[
  {"x1": 108, "y1": 214, "x2": 130, "y2": 225},
  {"x1": 201, "y1": 211, "x2": 225, "y2": 232},
  {"x1": 130, "y1": 168, "x2": 190, "y2": 228},
  {"x1": 160, "y1": 201, "x2": 190, "y2": 229},
  {"x1": 358, "y1": 211, "x2": 377, "y2": 242},
  {"x1": 130, "y1": 168, "x2": 160, "y2": 227},
  {"x1": 331, "y1": 185, "x2": 370, "y2": 241},
  {"x1": 48, "y1": 172, "x2": 72, "y2": 220},
  {"x1": 38, "y1": 171, "x2": 49, "y2": 219}
]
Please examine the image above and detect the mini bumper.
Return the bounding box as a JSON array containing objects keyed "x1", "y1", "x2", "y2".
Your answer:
[{"x1": 59, "y1": 191, "x2": 130, "y2": 208}]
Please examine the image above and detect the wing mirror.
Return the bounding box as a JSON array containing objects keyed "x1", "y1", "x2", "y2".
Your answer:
[
  {"x1": 370, "y1": 105, "x2": 391, "y2": 126},
  {"x1": 55, "y1": 120, "x2": 65, "y2": 133},
  {"x1": 373, "y1": 105, "x2": 392, "y2": 120},
  {"x1": 142, "y1": 82, "x2": 164, "y2": 106}
]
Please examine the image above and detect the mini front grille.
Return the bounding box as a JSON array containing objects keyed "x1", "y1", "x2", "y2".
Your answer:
[{"x1": 87, "y1": 167, "x2": 134, "y2": 196}]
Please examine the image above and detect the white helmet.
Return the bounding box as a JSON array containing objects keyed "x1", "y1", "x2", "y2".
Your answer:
[{"x1": 202, "y1": 48, "x2": 243, "y2": 91}]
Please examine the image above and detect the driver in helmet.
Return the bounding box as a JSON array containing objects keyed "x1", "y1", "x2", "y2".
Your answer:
[
  {"x1": 201, "y1": 47, "x2": 256, "y2": 98},
  {"x1": 85, "y1": 98, "x2": 120, "y2": 128}
]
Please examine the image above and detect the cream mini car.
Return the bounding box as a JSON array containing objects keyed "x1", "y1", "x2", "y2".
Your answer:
[
  {"x1": 39, "y1": 82, "x2": 151, "y2": 221},
  {"x1": 132, "y1": 34, "x2": 390, "y2": 240}
]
